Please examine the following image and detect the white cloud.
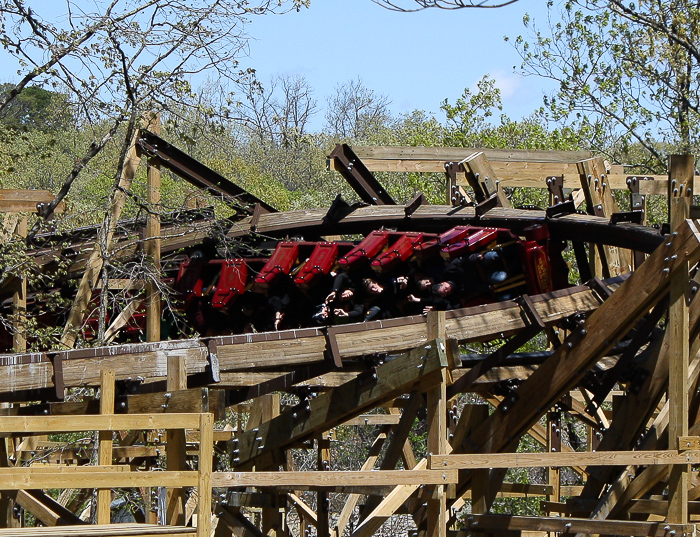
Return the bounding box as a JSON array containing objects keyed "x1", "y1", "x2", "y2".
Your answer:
[{"x1": 489, "y1": 70, "x2": 521, "y2": 99}]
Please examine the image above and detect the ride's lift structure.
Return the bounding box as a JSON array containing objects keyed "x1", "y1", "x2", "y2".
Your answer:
[{"x1": 0, "y1": 132, "x2": 700, "y2": 537}]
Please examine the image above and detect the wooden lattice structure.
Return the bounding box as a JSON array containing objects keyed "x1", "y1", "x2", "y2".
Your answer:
[{"x1": 1, "y1": 137, "x2": 699, "y2": 537}]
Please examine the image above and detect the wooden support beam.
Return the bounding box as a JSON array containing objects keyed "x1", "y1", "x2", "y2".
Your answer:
[
  {"x1": 0, "y1": 524, "x2": 195, "y2": 536},
  {"x1": 546, "y1": 410, "x2": 561, "y2": 512},
  {"x1": 430, "y1": 450, "x2": 699, "y2": 469},
  {"x1": 216, "y1": 505, "x2": 266, "y2": 537},
  {"x1": 426, "y1": 311, "x2": 448, "y2": 537},
  {"x1": 230, "y1": 339, "x2": 453, "y2": 468},
  {"x1": 12, "y1": 215, "x2": 27, "y2": 353},
  {"x1": 451, "y1": 514, "x2": 695, "y2": 536},
  {"x1": 0, "y1": 189, "x2": 65, "y2": 214},
  {"x1": 349, "y1": 459, "x2": 428, "y2": 537},
  {"x1": 60, "y1": 129, "x2": 142, "y2": 349},
  {"x1": 0, "y1": 413, "x2": 203, "y2": 433},
  {"x1": 196, "y1": 413, "x2": 213, "y2": 537},
  {"x1": 317, "y1": 434, "x2": 331, "y2": 537},
  {"x1": 145, "y1": 113, "x2": 162, "y2": 344},
  {"x1": 460, "y1": 152, "x2": 511, "y2": 208},
  {"x1": 334, "y1": 428, "x2": 390, "y2": 537},
  {"x1": 212, "y1": 470, "x2": 456, "y2": 488},
  {"x1": 261, "y1": 395, "x2": 283, "y2": 537},
  {"x1": 13, "y1": 489, "x2": 84, "y2": 526},
  {"x1": 668, "y1": 153, "x2": 694, "y2": 524},
  {"x1": 167, "y1": 355, "x2": 188, "y2": 526},
  {"x1": 577, "y1": 157, "x2": 630, "y2": 277},
  {"x1": 97, "y1": 369, "x2": 116, "y2": 524},
  {"x1": 0, "y1": 469, "x2": 199, "y2": 490}
]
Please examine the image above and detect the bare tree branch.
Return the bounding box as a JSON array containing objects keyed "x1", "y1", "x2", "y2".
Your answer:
[{"x1": 372, "y1": 0, "x2": 518, "y2": 11}]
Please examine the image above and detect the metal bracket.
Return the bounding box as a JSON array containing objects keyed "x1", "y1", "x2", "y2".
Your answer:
[
  {"x1": 404, "y1": 192, "x2": 426, "y2": 218},
  {"x1": 546, "y1": 200, "x2": 576, "y2": 219},
  {"x1": 475, "y1": 193, "x2": 498, "y2": 217},
  {"x1": 610, "y1": 211, "x2": 643, "y2": 225},
  {"x1": 546, "y1": 176, "x2": 566, "y2": 205}
]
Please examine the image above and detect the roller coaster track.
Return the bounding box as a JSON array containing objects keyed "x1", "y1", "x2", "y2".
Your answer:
[{"x1": 1, "y1": 136, "x2": 698, "y2": 536}]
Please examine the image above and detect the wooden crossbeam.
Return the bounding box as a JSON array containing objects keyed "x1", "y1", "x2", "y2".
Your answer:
[
  {"x1": 212, "y1": 470, "x2": 457, "y2": 488},
  {"x1": 0, "y1": 189, "x2": 65, "y2": 214},
  {"x1": 461, "y1": 219, "x2": 700, "y2": 458},
  {"x1": 430, "y1": 450, "x2": 699, "y2": 469},
  {"x1": 0, "y1": 524, "x2": 195, "y2": 536},
  {"x1": 0, "y1": 470, "x2": 198, "y2": 490},
  {"x1": 451, "y1": 514, "x2": 695, "y2": 537},
  {"x1": 13, "y1": 489, "x2": 84, "y2": 526},
  {"x1": 231, "y1": 339, "x2": 453, "y2": 468},
  {"x1": 0, "y1": 413, "x2": 203, "y2": 433}
]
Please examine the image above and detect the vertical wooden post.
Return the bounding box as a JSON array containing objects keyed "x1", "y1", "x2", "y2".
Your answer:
[
  {"x1": 464, "y1": 405, "x2": 490, "y2": 515},
  {"x1": 0, "y1": 403, "x2": 19, "y2": 528},
  {"x1": 316, "y1": 433, "x2": 331, "y2": 537},
  {"x1": 426, "y1": 311, "x2": 447, "y2": 537},
  {"x1": 97, "y1": 369, "x2": 115, "y2": 524},
  {"x1": 667, "y1": 154, "x2": 693, "y2": 524},
  {"x1": 166, "y1": 355, "x2": 188, "y2": 525},
  {"x1": 262, "y1": 394, "x2": 283, "y2": 537},
  {"x1": 546, "y1": 409, "x2": 561, "y2": 525},
  {"x1": 145, "y1": 113, "x2": 161, "y2": 343},
  {"x1": 197, "y1": 413, "x2": 214, "y2": 537},
  {"x1": 12, "y1": 215, "x2": 27, "y2": 353}
]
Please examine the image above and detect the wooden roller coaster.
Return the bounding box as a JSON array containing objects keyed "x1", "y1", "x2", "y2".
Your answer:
[{"x1": 1, "y1": 132, "x2": 699, "y2": 537}]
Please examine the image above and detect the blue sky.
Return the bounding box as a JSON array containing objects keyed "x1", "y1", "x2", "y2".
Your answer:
[{"x1": 241, "y1": 0, "x2": 557, "y2": 130}]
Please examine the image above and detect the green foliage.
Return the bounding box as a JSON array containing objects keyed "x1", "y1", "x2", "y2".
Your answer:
[
  {"x1": 514, "y1": 0, "x2": 700, "y2": 171},
  {"x1": 0, "y1": 84, "x2": 71, "y2": 133}
]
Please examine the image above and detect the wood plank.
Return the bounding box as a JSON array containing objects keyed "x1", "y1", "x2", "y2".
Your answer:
[
  {"x1": 341, "y1": 414, "x2": 401, "y2": 426},
  {"x1": 0, "y1": 189, "x2": 65, "y2": 214},
  {"x1": 430, "y1": 450, "x2": 699, "y2": 469},
  {"x1": 145, "y1": 113, "x2": 162, "y2": 344},
  {"x1": 12, "y1": 215, "x2": 27, "y2": 353},
  {"x1": 578, "y1": 158, "x2": 630, "y2": 276},
  {"x1": 59, "y1": 340, "x2": 209, "y2": 386},
  {"x1": 59, "y1": 130, "x2": 142, "y2": 349},
  {"x1": 0, "y1": 524, "x2": 195, "y2": 536},
  {"x1": 0, "y1": 413, "x2": 202, "y2": 433},
  {"x1": 232, "y1": 340, "x2": 451, "y2": 467},
  {"x1": 196, "y1": 413, "x2": 213, "y2": 537},
  {"x1": 426, "y1": 311, "x2": 448, "y2": 537},
  {"x1": 97, "y1": 369, "x2": 115, "y2": 524},
  {"x1": 460, "y1": 152, "x2": 511, "y2": 207},
  {"x1": 334, "y1": 429, "x2": 389, "y2": 537},
  {"x1": 212, "y1": 469, "x2": 456, "y2": 488},
  {"x1": 349, "y1": 459, "x2": 427, "y2": 537},
  {"x1": 452, "y1": 514, "x2": 694, "y2": 537},
  {"x1": 668, "y1": 154, "x2": 694, "y2": 524},
  {"x1": 0, "y1": 470, "x2": 198, "y2": 490},
  {"x1": 345, "y1": 145, "x2": 593, "y2": 163},
  {"x1": 13, "y1": 489, "x2": 84, "y2": 526},
  {"x1": 213, "y1": 330, "x2": 327, "y2": 370}
]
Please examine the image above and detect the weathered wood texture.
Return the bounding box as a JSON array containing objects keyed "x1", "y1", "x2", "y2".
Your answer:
[{"x1": 231, "y1": 340, "x2": 452, "y2": 468}]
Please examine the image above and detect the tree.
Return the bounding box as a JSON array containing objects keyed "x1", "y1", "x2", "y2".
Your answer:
[
  {"x1": 0, "y1": 84, "x2": 71, "y2": 132},
  {"x1": 325, "y1": 78, "x2": 392, "y2": 142},
  {"x1": 241, "y1": 74, "x2": 318, "y2": 148},
  {"x1": 0, "y1": 0, "x2": 309, "y2": 225},
  {"x1": 372, "y1": 0, "x2": 518, "y2": 10},
  {"x1": 512, "y1": 0, "x2": 700, "y2": 172}
]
